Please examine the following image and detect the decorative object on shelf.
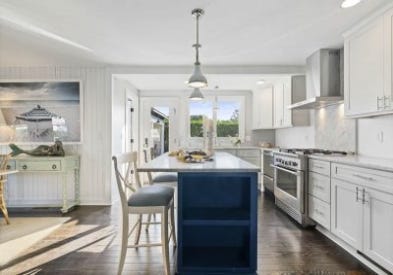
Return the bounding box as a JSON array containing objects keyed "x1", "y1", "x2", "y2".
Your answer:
[
  {"x1": 189, "y1": 88, "x2": 204, "y2": 101},
  {"x1": 231, "y1": 136, "x2": 242, "y2": 147},
  {"x1": 0, "y1": 81, "x2": 82, "y2": 143},
  {"x1": 9, "y1": 140, "x2": 65, "y2": 157},
  {"x1": 187, "y1": 8, "x2": 208, "y2": 89}
]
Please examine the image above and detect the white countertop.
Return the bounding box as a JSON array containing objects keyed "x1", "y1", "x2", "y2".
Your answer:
[
  {"x1": 138, "y1": 152, "x2": 261, "y2": 173},
  {"x1": 308, "y1": 154, "x2": 393, "y2": 172}
]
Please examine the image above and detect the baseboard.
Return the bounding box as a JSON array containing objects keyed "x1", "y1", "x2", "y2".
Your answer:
[{"x1": 316, "y1": 225, "x2": 391, "y2": 275}]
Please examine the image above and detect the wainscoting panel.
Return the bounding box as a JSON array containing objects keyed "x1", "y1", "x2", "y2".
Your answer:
[{"x1": 0, "y1": 66, "x2": 112, "y2": 206}]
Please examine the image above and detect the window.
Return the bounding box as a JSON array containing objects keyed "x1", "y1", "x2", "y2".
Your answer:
[
  {"x1": 189, "y1": 101, "x2": 213, "y2": 137},
  {"x1": 189, "y1": 96, "x2": 244, "y2": 139}
]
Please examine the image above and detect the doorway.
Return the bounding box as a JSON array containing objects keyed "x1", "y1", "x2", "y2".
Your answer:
[{"x1": 140, "y1": 98, "x2": 180, "y2": 158}]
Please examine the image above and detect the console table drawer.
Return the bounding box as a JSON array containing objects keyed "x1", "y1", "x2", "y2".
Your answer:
[
  {"x1": 6, "y1": 160, "x2": 16, "y2": 170},
  {"x1": 18, "y1": 161, "x2": 61, "y2": 171}
]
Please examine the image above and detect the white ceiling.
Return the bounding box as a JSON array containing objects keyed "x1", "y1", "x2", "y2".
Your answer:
[
  {"x1": 117, "y1": 74, "x2": 292, "y2": 91},
  {"x1": 0, "y1": 0, "x2": 391, "y2": 67}
]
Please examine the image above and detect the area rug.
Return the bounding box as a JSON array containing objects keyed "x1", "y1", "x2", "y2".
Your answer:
[{"x1": 0, "y1": 216, "x2": 70, "y2": 267}]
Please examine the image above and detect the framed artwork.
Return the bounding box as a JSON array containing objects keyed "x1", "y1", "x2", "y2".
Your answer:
[{"x1": 0, "y1": 80, "x2": 82, "y2": 144}]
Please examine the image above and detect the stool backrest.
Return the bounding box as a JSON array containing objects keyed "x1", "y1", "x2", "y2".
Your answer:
[
  {"x1": 0, "y1": 154, "x2": 10, "y2": 171},
  {"x1": 112, "y1": 152, "x2": 142, "y2": 208}
]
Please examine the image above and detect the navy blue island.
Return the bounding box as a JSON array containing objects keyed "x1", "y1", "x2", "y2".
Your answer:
[{"x1": 138, "y1": 151, "x2": 260, "y2": 274}]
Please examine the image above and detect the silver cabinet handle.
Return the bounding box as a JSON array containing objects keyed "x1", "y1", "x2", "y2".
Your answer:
[
  {"x1": 356, "y1": 187, "x2": 360, "y2": 202},
  {"x1": 383, "y1": 96, "x2": 392, "y2": 109},
  {"x1": 377, "y1": 96, "x2": 384, "y2": 110},
  {"x1": 353, "y1": 174, "x2": 375, "y2": 182},
  {"x1": 313, "y1": 165, "x2": 325, "y2": 169},
  {"x1": 362, "y1": 188, "x2": 369, "y2": 204}
]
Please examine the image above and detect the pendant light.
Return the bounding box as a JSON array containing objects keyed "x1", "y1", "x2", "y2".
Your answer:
[
  {"x1": 189, "y1": 88, "x2": 204, "y2": 101},
  {"x1": 188, "y1": 8, "x2": 208, "y2": 88}
]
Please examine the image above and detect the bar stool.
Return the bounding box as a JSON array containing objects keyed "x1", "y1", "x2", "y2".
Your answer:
[{"x1": 112, "y1": 152, "x2": 176, "y2": 275}]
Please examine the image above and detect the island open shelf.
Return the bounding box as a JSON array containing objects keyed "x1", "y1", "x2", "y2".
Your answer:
[{"x1": 177, "y1": 172, "x2": 257, "y2": 274}]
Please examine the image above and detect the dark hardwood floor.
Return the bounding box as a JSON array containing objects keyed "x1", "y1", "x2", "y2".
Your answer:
[{"x1": 1, "y1": 193, "x2": 374, "y2": 275}]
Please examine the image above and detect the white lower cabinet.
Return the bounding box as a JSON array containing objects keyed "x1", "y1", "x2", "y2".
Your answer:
[
  {"x1": 330, "y1": 163, "x2": 393, "y2": 272},
  {"x1": 363, "y1": 188, "x2": 393, "y2": 271},
  {"x1": 331, "y1": 179, "x2": 363, "y2": 251}
]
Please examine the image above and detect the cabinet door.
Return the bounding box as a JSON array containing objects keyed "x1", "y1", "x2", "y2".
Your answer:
[
  {"x1": 331, "y1": 179, "x2": 363, "y2": 250},
  {"x1": 344, "y1": 18, "x2": 385, "y2": 116},
  {"x1": 385, "y1": 9, "x2": 393, "y2": 110},
  {"x1": 273, "y1": 83, "x2": 284, "y2": 128},
  {"x1": 363, "y1": 188, "x2": 393, "y2": 271},
  {"x1": 252, "y1": 86, "x2": 273, "y2": 129},
  {"x1": 282, "y1": 80, "x2": 292, "y2": 127}
]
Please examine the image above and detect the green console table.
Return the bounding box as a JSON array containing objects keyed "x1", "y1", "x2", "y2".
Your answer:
[{"x1": 6, "y1": 155, "x2": 80, "y2": 213}]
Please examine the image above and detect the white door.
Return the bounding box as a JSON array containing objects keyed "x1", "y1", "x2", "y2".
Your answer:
[
  {"x1": 140, "y1": 97, "x2": 180, "y2": 156},
  {"x1": 363, "y1": 188, "x2": 393, "y2": 271},
  {"x1": 331, "y1": 179, "x2": 363, "y2": 250},
  {"x1": 344, "y1": 17, "x2": 385, "y2": 116}
]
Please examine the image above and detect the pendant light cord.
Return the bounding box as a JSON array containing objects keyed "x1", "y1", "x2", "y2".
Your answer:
[{"x1": 194, "y1": 12, "x2": 201, "y2": 64}]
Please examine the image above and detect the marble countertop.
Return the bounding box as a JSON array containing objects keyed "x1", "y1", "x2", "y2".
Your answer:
[
  {"x1": 308, "y1": 154, "x2": 393, "y2": 172},
  {"x1": 138, "y1": 152, "x2": 261, "y2": 173}
]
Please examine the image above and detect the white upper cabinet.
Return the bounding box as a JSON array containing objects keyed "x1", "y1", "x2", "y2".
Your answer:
[
  {"x1": 344, "y1": 6, "x2": 393, "y2": 117},
  {"x1": 252, "y1": 76, "x2": 308, "y2": 130},
  {"x1": 252, "y1": 85, "x2": 273, "y2": 129},
  {"x1": 273, "y1": 82, "x2": 285, "y2": 128}
]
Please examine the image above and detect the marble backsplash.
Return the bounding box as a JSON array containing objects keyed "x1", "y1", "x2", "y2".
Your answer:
[{"x1": 314, "y1": 103, "x2": 357, "y2": 153}]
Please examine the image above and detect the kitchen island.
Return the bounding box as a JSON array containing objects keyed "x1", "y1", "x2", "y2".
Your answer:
[{"x1": 138, "y1": 151, "x2": 260, "y2": 275}]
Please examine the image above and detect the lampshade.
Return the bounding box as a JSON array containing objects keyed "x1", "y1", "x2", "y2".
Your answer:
[
  {"x1": 188, "y1": 63, "x2": 208, "y2": 88},
  {"x1": 189, "y1": 88, "x2": 204, "y2": 100}
]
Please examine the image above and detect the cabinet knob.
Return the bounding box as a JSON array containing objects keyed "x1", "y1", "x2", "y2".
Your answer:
[
  {"x1": 6, "y1": 165, "x2": 11, "y2": 170},
  {"x1": 22, "y1": 165, "x2": 27, "y2": 170},
  {"x1": 52, "y1": 164, "x2": 57, "y2": 170}
]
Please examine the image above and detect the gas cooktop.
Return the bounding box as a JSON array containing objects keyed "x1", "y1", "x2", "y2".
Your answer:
[{"x1": 279, "y1": 148, "x2": 347, "y2": 156}]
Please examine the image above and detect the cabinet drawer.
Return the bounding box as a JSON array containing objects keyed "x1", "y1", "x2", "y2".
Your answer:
[
  {"x1": 332, "y1": 163, "x2": 393, "y2": 194},
  {"x1": 18, "y1": 161, "x2": 61, "y2": 171},
  {"x1": 309, "y1": 159, "x2": 330, "y2": 176},
  {"x1": 237, "y1": 149, "x2": 260, "y2": 158},
  {"x1": 308, "y1": 195, "x2": 331, "y2": 230},
  {"x1": 308, "y1": 172, "x2": 330, "y2": 203}
]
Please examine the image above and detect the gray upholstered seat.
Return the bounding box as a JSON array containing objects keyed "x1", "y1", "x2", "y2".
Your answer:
[
  {"x1": 128, "y1": 185, "x2": 174, "y2": 207},
  {"x1": 153, "y1": 172, "x2": 178, "y2": 183}
]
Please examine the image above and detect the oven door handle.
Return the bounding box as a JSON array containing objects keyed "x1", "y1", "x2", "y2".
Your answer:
[{"x1": 271, "y1": 164, "x2": 302, "y2": 176}]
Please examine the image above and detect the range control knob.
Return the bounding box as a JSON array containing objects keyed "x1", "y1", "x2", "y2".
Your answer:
[{"x1": 292, "y1": 162, "x2": 298, "y2": 167}]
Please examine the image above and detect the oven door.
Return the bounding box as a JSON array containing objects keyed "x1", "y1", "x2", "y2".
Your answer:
[{"x1": 272, "y1": 165, "x2": 304, "y2": 213}]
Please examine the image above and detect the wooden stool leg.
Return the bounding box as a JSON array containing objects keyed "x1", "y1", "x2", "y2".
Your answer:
[
  {"x1": 170, "y1": 203, "x2": 177, "y2": 247},
  {"x1": 161, "y1": 207, "x2": 170, "y2": 275},
  {"x1": 134, "y1": 214, "x2": 142, "y2": 245},
  {"x1": 118, "y1": 211, "x2": 129, "y2": 275},
  {"x1": 0, "y1": 181, "x2": 10, "y2": 225}
]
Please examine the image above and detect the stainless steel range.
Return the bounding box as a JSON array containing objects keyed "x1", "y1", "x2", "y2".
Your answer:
[{"x1": 272, "y1": 148, "x2": 346, "y2": 227}]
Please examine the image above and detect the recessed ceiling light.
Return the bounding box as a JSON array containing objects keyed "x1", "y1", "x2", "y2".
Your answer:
[
  {"x1": 341, "y1": 0, "x2": 363, "y2": 8},
  {"x1": 257, "y1": 80, "x2": 265, "y2": 85}
]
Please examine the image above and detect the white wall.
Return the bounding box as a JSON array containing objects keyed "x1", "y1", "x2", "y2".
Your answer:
[
  {"x1": 0, "y1": 66, "x2": 112, "y2": 205},
  {"x1": 358, "y1": 114, "x2": 393, "y2": 158},
  {"x1": 112, "y1": 77, "x2": 139, "y2": 156}
]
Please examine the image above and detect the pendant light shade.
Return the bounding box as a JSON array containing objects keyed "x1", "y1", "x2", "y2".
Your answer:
[
  {"x1": 189, "y1": 88, "x2": 204, "y2": 100},
  {"x1": 188, "y1": 63, "x2": 207, "y2": 88},
  {"x1": 188, "y1": 8, "x2": 208, "y2": 88}
]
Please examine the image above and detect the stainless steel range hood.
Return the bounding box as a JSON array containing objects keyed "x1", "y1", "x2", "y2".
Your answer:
[{"x1": 288, "y1": 49, "x2": 343, "y2": 110}]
